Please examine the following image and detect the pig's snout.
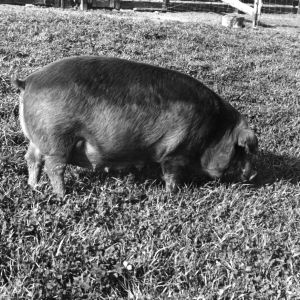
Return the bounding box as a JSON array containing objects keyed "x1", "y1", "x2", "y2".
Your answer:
[{"x1": 240, "y1": 159, "x2": 257, "y2": 182}]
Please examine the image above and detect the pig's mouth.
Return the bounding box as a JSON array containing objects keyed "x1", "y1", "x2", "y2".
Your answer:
[
  {"x1": 217, "y1": 155, "x2": 257, "y2": 183},
  {"x1": 202, "y1": 160, "x2": 257, "y2": 182},
  {"x1": 239, "y1": 158, "x2": 257, "y2": 182}
]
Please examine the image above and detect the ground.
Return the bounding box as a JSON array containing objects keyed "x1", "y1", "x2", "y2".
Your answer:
[{"x1": 0, "y1": 4, "x2": 299, "y2": 299}]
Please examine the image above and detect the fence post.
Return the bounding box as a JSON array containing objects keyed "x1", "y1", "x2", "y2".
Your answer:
[
  {"x1": 253, "y1": 0, "x2": 262, "y2": 27},
  {"x1": 115, "y1": 0, "x2": 121, "y2": 9},
  {"x1": 80, "y1": 0, "x2": 88, "y2": 10},
  {"x1": 61, "y1": 0, "x2": 64, "y2": 8},
  {"x1": 162, "y1": 0, "x2": 169, "y2": 11}
]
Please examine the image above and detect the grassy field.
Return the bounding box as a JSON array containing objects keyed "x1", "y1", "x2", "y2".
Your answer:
[{"x1": 0, "y1": 5, "x2": 299, "y2": 299}]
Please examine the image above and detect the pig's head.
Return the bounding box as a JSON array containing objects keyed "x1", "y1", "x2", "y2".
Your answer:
[{"x1": 200, "y1": 121, "x2": 258, "y2": 182}]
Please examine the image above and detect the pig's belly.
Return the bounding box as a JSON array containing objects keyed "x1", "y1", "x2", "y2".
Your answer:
[{"x1": 68, "y1": 139, "x2": 146, "y2": 170}]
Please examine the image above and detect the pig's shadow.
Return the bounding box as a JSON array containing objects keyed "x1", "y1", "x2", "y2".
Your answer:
[
  {"x1": 139, "y1": 151, "x2": 300, "y2": 187},
  {"x1": 213, "y1": 151, "x2": 300, "y2": 187},
  {"x1": 250, "y1": 151, "x2": 300, "y2": 186}
]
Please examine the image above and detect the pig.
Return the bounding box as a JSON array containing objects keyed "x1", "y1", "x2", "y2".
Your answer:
[{"x1": 13, "y1": 56, "x2": 258, "y2": 196}]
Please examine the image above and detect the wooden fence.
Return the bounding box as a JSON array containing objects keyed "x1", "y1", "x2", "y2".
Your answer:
[
  {"x1": 1, "y1": 0, "x2": 299, "y2": 14},
  {"x1": 0, "y1": 0, "x2": 73, "y2": 8}
]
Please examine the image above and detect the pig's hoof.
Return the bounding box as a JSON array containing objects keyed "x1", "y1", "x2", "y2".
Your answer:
[
  {"x1": 28, "y1": 179, "x2": 39, "y2": 190},
  {"x1": 52, "y1": 186, "x2": 66, "y2": 198},
  {"x1": 55, "y1": 189, "x2": 66, "y2": 198},
  {"x1": 165, "y1": 181, "x2": 179, "y2": 193}
]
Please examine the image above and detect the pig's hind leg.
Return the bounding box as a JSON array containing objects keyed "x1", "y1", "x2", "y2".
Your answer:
[
  {"x1": 25, "y1": 142, "x2": 44, "y2": 189},
  {"x1": 42, "y1": 134, "x2": 75, "y2": 197},
  {"x1": 44, "y1": 138, "x2": 101, "y2": 197}
]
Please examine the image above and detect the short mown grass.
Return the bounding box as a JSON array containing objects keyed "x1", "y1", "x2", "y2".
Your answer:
[{"x1": 0, "y1": 5, "x2": 299, "y2": 299}]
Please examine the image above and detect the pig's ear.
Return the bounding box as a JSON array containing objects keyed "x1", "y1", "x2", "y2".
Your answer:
[{"x1": 237, "y1": 129, "x2": 258, "y2": 154}]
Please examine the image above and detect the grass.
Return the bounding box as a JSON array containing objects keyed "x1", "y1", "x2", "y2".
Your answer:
[{"x1": 0, "y1": 4, "x2": 300, "y2": 299}]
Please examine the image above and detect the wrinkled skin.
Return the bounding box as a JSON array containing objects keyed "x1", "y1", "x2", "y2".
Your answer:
[{"x1": 13, "y1": 56, "x2": 258, "y2": 196}]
